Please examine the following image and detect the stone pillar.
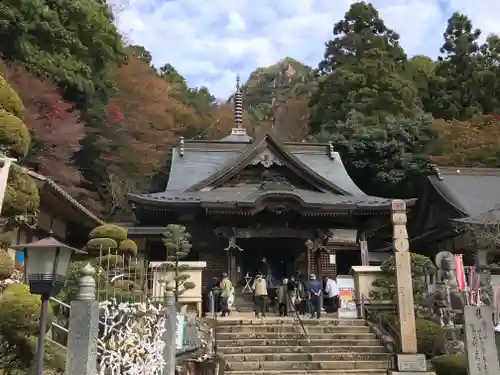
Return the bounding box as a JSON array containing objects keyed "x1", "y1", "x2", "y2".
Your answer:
[
  {"x1": 65, "y1": 264, "x2": 99, "y2": 375},
  {"x1": 359, "y1": 231, "x2": 369, "y2": 266},
  {"x1": 390, "y1": 200, "x2": 434, "y2": 375},
  {"x1": 163, "y1": 290, "x2": 177, "y2": 375}
]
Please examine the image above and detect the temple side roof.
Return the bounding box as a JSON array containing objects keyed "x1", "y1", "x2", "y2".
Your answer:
[
  {"x1": 27, "y1": 169, "x2": 103, "y2": 226},
  {"x1": 428, "y1": 166, "x2": 500, "y2": 218}
]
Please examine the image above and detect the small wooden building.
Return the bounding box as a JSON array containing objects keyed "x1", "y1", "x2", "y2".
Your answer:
[{"x1": 9, "y1": 170, "x2": 103, "y2": 263}]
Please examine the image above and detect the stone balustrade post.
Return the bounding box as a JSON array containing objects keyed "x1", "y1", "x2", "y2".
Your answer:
[
  {"x1": 65, "y1": 263, "x2": 99, "y2": 375},
  {"x1": 163, "y1": 290, "x2": 177, "y2": 375}
]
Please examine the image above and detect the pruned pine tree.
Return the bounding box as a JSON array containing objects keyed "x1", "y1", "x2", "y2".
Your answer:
[{"x1": 162, "y1": 224, "x2": 195, "y2": 302}]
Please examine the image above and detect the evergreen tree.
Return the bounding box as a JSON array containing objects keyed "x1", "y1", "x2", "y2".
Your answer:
[
  {"x1": 404, "y1": 55, "x2": 436, "y2": 107},
  {"x1": 309, "y1": 2, "x2": 421, "y2": 132},
  {"x1": 162, "y1": 224, "x2": 195, "y2": 302},
  {"x1": 316, "y1": 111, "x2": 434, "y2": 197},
  {"x1": 428, "y1": 13, "x2": 483, "y2": 119},
  {"x1": 478, "y1": 34, "x2": 500, "y2": 115}
]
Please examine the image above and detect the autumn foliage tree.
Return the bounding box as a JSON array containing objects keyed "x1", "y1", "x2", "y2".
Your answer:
[
  {"x1": 0, "y1": 62, "x2": 85, "y2": 193},
  {"x1": 102, "y1": 49, "x2": 204, "y2": 196},
  {"x1": 430, "y1": 116, "x2": 500, "y2": 167},
  {"x1": 273, "y1": 95, "x2": 310, "y2": 141}
]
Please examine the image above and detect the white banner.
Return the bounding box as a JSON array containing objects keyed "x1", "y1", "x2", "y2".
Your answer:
[{"x1": 175, "y1": 314, "x2": 185, "y2": 349}]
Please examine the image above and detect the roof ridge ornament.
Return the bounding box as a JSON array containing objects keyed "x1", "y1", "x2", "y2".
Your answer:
[
  {"x1": 328, "y1": 142, "x2": 335, "y2": 160},
  {"x1": 430, "y1": 164, "x2": 443, "y2": 180},
  {"x1": 179, "y1": 136, "x2": 185, "y2": 157}
]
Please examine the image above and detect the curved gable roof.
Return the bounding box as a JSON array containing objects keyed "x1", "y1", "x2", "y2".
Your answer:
[{"x1": 184, "y1": 133, "x2": 353, "y2": 195}]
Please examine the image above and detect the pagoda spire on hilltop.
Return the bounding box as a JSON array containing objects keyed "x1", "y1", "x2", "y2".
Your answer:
[
  {"x1": 234, "y1": 74, "x2": 243, "y2": 128},
  {"x1": 219, "y1": 74, "x2": 251, "y2": 142}
]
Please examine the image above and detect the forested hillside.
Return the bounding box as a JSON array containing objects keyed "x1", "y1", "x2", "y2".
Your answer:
[{"x1": 1, "y1": 1, "x2": 500, "y2": 219}]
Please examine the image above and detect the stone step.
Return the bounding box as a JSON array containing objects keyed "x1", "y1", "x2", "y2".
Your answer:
[
  {"x1": 222, "y1": 352, "x2": 391, "y2": 362},
  {"x1": 225, "y1": 370, "x2": 387, "y2": 375},
  {"x1": 216, "y1": 318, "x2": 366, "y2": 327},
  {"x1": 218, "y1": 345, "x2": 387, "y2": 354},
  {"x1": 216, "y1": 332, "x2": 376, "y2": 340},
  {"x1": 226, "y1": 360, "x2": 389, "y2": 371},
  {"x1": 217, "y1": 338, "x2": 382, "y2": 347},
  {"x1": 217, "y1": 325, "x2": 370, "y2": 333}
]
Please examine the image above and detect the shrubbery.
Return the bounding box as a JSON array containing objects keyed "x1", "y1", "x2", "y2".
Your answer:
[
  {"x1": 0, "y1": 75, "x2": 24, "y2": 119},
  {"x1": 85, "y1": 223, "x2": 136, "y2": 256},
  {"x1": 4, "y1": 165, "x2": 40, "y2": 217},
  {"x1": 431, "y1": 355, "x2": 467, "y2": 375},
  {"x1": 64, "y1": 224, "x2": 144, "y2": 304},
  {"x1": 370, "y1": 252, "x2": 435, "y2": 303},
  {"x1": 376, "y1": 313, "x2": 445, "y2": 358},
  {"x1": 0, "y1": 249, "x2": 14, "y2": 279},
  {"x1": 415, "y1": 318, "x2": 445, "y2": 358},
  {"x1": 0, "y1": 283, "x2": 65, "y2": 375}
]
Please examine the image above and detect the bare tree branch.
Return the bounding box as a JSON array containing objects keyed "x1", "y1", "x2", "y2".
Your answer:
[{"x1": 105, "y1": 172, "x2": 134, "y2": 219}]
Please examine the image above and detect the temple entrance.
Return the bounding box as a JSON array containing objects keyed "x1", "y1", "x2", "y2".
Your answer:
[
  {"x1": 237, "y1": 238, "x2": 304, "y2": 287},
  {"x1": 335, "y1": 250, "x2": 361, "y2": 275}
]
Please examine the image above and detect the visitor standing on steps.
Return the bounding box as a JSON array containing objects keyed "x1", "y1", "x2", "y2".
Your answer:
[
  {"x1": 307, "y1": 274, "x2": 322, "y2": 319},
  {"x1": 324, "y1": 275, "x2": 339, "y2": 314},
  {"x1": 277, "y1": 278, "x2": 289, "y2": 316},
  {"x1": 252, "y1": 272, "x2": 268, "y2": 318},
  {"x1": 287, "y1": 276, "x2": 297, "y2": 312},
  {"x1": 220, "y1": 272, "x2": 233, "y2": 317}
]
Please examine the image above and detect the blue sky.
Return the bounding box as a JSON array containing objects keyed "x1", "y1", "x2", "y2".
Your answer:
[{"x1": 115, "y1": 0, "x2": 500, "y2": 99}]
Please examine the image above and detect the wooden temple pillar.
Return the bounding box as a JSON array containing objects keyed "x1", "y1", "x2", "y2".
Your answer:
[
  {"x1": 223, "y1": 235, "x2": 243, "y2": 286},
  {"x1": 359, "y1": 231, "x2": 369, "y2": 266}
]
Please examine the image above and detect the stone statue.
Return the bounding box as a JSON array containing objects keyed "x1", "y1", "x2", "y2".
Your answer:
[
  {"x1": 422, "y1": 251, "x2": 468, "y2": 355},
  {"x1": 422, "y1": 251, "x2": 464, "y2": 325},
  {"x1": 435, "y1": 251, "x2": 458, "y2": 288}
]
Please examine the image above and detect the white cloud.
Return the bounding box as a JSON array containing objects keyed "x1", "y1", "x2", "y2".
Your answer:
[{"x1": 114, "y1": 0, "x2": 500, "y2": 99}]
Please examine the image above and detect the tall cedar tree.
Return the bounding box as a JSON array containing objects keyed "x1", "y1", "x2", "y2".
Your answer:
[
  {"x1": 428, "y1": 13, "x2": 484, "y2": 120},
  {"x1": 309, "y1": 2, "x2": 431, "y2": 197},
  {"x1": 0, "y1": 62, "x2": 85, "y2": 194},
  {"x1": 478, "y1": 35, "x2": 500, "y2": 116},
  {"x1": 309, "y1": 2, "x2": 421, "y2": 132}
]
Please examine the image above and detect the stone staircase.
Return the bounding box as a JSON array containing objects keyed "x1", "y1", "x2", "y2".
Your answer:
[{"x1": 217, "y1": 316, "x2": 391, "y2": 375}]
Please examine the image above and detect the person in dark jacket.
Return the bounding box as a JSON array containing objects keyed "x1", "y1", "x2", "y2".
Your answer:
[
  {"x1": 202, "y1": 277, "x2": 220, "y2": 316},
  {"x1": 307, "y1": 274, "x2": 322, "y2": 319},
  {"x1": 277, "y1": 278, "x2": 289, "y2": 316}
]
